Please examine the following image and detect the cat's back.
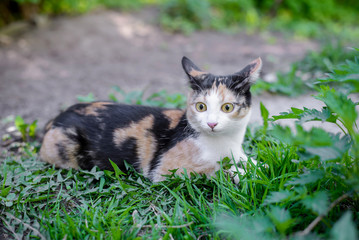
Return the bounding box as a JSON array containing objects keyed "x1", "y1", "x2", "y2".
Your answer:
[{"x1": 40, "y1": 101, "x2": 186, "y2": 173}]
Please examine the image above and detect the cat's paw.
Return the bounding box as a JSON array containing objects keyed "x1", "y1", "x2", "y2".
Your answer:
[
  {"x1": 228, "y1": 166, "x2": 245, "y2": 184},
  {"x1": 232, "y1": 173, "x2": 240, "y2": 184}
]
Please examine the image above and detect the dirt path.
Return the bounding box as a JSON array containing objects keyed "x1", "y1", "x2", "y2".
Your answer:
[{"x1": 0, "y1": 8, "x2": 319, "y2": 140}]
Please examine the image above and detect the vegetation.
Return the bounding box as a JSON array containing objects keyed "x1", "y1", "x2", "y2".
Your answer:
[
  {"x1": 252, "y1": 42, "x2": 358, "y2": 96},
  {"x1": 1, "y1": 51, "x2": 359, "y2": 239},
  {"x1": 1, "y1": 0, "x2": 359, "y2": 40},
  {"x1": 159, "y1": 0, "x2": 359, "y2": 38}
]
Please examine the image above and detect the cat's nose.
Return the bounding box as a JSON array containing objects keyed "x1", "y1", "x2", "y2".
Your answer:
[{"x1": 207, "y1": 122, "x2": 218, "y2": 130}]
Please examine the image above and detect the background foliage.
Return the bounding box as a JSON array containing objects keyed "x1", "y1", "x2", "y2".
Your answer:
[{"x1": 1, "y1": 0, "x2": 359, "y2": 39}]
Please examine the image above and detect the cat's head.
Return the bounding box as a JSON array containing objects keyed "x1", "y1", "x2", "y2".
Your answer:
[{"x1": 182, "y1": 56, "x2": 262, "y2": 136}]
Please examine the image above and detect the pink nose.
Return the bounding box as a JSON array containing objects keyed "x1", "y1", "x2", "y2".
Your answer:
[{"x1": 207, "y1": 122, "x2": 218, "y2": 129}]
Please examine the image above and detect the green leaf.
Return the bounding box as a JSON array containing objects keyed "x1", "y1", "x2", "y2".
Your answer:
[
  {"x1": 271, "y1": 107, "x2": 304, "y2": 121},
  {"x1": 316, "y1": 86, "x2": 357, "y2": 132},
  {"x1": 15, "y1": 115, "x2": 28, "y2": 140},
  {"x1": 0, "y1": 186, "x2": 11, "y2": 197},
  {"x1": 108, "y1": 160, "x2": 126, "y2": 179},
  {"x1": 301, "y1": 191, "x2": 329, "y2": 215},
  {"x1": 6, "y1": 192, "x2": 16, "y2": 201},
  {"x1": 108, "y1": 93, "x2": 118, "y2": 102},
  {"x1": 286, "y1": 170, "x2": 325, "y2": 186},
  {"x1": 77, "y1": 93, "x2": 96, "y2": 102},
  {"x1": 264, "y1": 190, "x2": 294, "y2": 205},
  {"x1": 216, "y1": 214, "x2": 274, "y2": 240},
  {"x1": 331, "y1": 211, "x2": 358, "y2": 240},
  {"x1": 260, "y1": 102, "x2": 269, "y2": 131},
  {"x1": 28, "y1": 120, "x2": 38, "y2": 138},
  {"x1": 267, "y1": 206, "x2": 295, "y2": 234},
  {"x1": 271, "y1": 125, "x2": 333, "y2": 147},
  {"x1": 271, "y1": 107, "x2": 337, "y2": 124},
  {"x1": 316, "y1": 57, "x2": 359, "y2": 94}
]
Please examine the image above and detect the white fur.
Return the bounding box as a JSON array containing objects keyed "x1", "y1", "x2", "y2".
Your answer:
[{"x1": 188, "y1": 88, "x2": 252, "y2": 181}]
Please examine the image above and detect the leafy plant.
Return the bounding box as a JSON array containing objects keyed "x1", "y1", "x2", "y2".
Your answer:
[
  {"x1": 14, "y1": 116, "x2": 37, "y2": 142},
  {"x1": 252, "y1": 64, "x2": 311, "y2": 96},
  {"x1": 109, "y1": 86, "x2": 186, "y2": 108},
  {"x1": 253, "y1": 43, "x2": 358, "y2": 97},
  {"x1": 76, "y1": 92, "x2": 96, "y2": 102}
]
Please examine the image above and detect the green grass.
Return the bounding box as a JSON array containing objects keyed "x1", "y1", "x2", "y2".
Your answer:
[{"x1": 1, "y1": 51, "x2": 359, "y2": 240}]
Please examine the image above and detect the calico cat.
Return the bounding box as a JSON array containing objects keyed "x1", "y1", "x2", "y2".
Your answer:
[{"x1": 40, "y1": 56, "x2": 262, "y2": 182}]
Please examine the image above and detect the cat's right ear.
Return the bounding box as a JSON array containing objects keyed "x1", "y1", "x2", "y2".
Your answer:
[{"x1": 182, "y1": 56, "x2": 206, "y2": 91}]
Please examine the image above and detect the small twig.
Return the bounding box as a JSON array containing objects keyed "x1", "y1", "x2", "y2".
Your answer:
[
  {"x1": 0, "y1": 216, "x2": 21, "y2": 240},
  {"x1": 297, "y1": 193, "x2": 349, "y2": 236},
  {"x1": 5, "y1": 212, "x2": 46, "y2": 240}
]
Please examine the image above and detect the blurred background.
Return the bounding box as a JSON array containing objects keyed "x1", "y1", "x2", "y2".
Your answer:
[{"x1": 0, "y1": 0, "x2": 358, "y2": 134}]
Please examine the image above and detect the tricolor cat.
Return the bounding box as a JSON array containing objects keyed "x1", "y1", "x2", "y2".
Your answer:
[{"x1": 40, "y1": 56, "x2": 262, "y2": 182}]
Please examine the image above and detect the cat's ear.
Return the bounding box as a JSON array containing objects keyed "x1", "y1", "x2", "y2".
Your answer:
[
  {"x1": 182, "y1": 56, "x2": 207, "y2": 91},
  {"x1": 230, "y1": 57, "x2": 262, "y2": 92}
]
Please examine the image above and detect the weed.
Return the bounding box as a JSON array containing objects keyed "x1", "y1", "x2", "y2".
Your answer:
[
  {"x1": 109, "y1": 86, "x2": 186, "y2": 108},
  {"x1": 76, "y1": 92, "x2": 96, "y2": 102},
  {"x1": 13, "y1": 116, "x2": 37, "y2": 142}
]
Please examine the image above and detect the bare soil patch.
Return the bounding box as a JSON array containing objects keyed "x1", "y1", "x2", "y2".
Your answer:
[{"x1": 0, "y1": 8, "x2": 318, "y2": 140}]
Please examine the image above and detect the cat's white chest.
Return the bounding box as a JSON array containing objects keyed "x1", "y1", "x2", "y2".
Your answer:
[{"x1": 195, "y1": 133, "x2": 247, "y2": 170}]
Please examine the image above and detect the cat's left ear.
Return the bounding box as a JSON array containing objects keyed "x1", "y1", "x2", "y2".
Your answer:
[
  {"x1": 230, "y1": 57, "x2": 262, "y2": 92},
  {"x1": 182, "y1": 56, "x2": 207, "y2": 91}
]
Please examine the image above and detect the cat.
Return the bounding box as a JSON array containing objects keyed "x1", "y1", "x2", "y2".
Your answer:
[{"x1": 40, "y1": 56, "x2": 262, "y2": 182}]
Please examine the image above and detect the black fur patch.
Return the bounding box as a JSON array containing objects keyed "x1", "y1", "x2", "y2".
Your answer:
[
  {"x1": 149, "y1": 113, "x2": 198, "y2": 172},
  {"x1": 48, "y1": 102, "x2": 196, "y2": 174}
]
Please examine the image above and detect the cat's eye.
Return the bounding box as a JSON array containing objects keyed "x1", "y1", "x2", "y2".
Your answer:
[
  {"x1": 221, "y1": 103, "x2": 234, "y2": 113},
  {"x1": 195, "y1": 102, "x2": 207, "y2": 112}
]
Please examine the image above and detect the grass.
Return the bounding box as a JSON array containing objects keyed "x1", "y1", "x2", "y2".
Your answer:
[{"x1": 1, "y1": 51, "x2": 359, "y2": 239}]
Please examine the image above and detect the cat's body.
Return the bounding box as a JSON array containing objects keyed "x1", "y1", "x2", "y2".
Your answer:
[{"x1": 40, "y1": 57, "x2": 262, "y2": 182}]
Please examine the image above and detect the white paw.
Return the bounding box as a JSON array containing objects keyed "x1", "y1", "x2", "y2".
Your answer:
[
  {"x1": 229, "y1": 165, "x2": 245, "y2": 184},
  {"x1": 232, "y1": 174, "x2": 240, "y2": 184}
]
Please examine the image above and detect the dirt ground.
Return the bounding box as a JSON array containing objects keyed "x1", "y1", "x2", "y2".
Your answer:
[{"x1": 0, "y1": 8, "x2": 322, "y2": 142}]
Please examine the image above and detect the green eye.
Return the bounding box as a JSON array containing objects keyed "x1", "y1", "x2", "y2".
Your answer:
[
  {"x1": 195, "y1": 102, "x2": 207, "y2": 112},
  {"x1": 221, "y1": 103, "x2": 234, "y2": 113}
]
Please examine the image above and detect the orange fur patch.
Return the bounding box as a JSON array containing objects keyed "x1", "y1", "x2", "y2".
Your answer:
[
  {"x1": 231, "y1": 107, "x2": 251, "y2": 120},
  {"x1": 189, "y1": 69, "x2": 207, "y2": 78},
  {"x1": 74, "y1": 102, "x2": 113, "y2": 116},
  {"x1": 153, "y1": 139, "x2": 215, "y2": 181},
  {"x1": 40, "y1": 128, "x2": 79, "y2": 169},
  {"x1": 44, "y1": 120, "x2": 53, "y2": 132},
  {"x1": 113, "y1": 115, "x2": 156, "y2": 175},
  {"x1": 162, "y1": 110, "x2": 184, "y2": 129}
]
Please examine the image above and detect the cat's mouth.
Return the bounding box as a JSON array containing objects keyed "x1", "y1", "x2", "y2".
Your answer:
[{"x1": 206, "y1": 128, "x2": 219, "y2": 134}]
